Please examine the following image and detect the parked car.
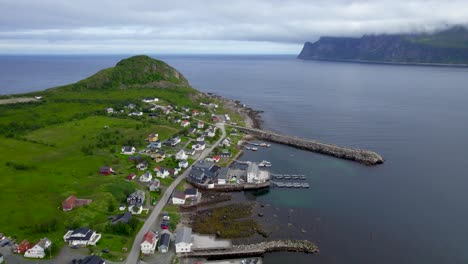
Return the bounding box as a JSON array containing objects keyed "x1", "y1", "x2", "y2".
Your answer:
[{"x1": 1, "y1": 239, "x2": 10, "y2": 247}]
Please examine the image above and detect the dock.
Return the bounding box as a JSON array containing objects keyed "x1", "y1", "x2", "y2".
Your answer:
[
  {"x1": 233, "y1": 126, "x2": 384, "y2": 165},
  {"x1": 180, "y1": 240, "x2": 318, "y2": 259}
]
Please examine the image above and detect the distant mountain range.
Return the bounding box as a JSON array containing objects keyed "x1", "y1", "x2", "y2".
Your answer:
[{"x1": 298, "y1": 26, "x2": 468, "y2": 65}]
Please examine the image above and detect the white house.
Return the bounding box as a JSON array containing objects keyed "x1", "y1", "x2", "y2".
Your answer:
[
  {"x1": 157, "y1": 168, "x2": 170, "y2": 178},
  {"x1": 24, "y1": 238, "x2": 51, "y2": 259},
  {"x1": 63, "y1": 228, "x2": 101, "y2": 246},
  {"x1": 170, "y1": 136, "x2": 181, "y2": 146},
  {"x1": 139, "y1": 171, "x2": 153, "y2": 182},
  {"x1": 224, "y1": 114, "x2": 231, "y2": 122},
  {"x1": 222, "y1": 138, "x2": 231, "y2": 147},
  {"x1": 197, "y1": 121, "x2": 205, "y2": 129},
  {"x1": 142, "y1": 98, "x2": 159, "y2": 103},
  {"x1": 175, "y1": 149, "x2": 188, "y2": 160},
  {"x1": 175, "y1": 227, "x2": 193, "y2": 253},
  {"x1": 181, "y1": 120, "x2": 190, "y2": 127},
  {"x1": 192, "y1": 141, "x2": 206, "y2": 151},
  {"x1": 140, "y1": 230, "x2": 158, "y2": 255},
  {"x1": 172, "y1": 191, "x2": 186, "y2": 205},
  {"x1": 196, "y1": 135, "x2": 205, "y2": 142},
  {"x1": 178, "y1": 159, "x2": 189, "y2": 168},
  {"x1": 206, "y1": 129, "x2": 216, "y2": 138},
  {"x1": 121, "y1": 146, "x2": 136, "y2": 155},
  {"x1": 106, "y1": 108, "x2": 114, "y2": 114},
  {"x1": 128, "y1": 111, "x2": 143, "y2": 117},
  {"x1": 148, "y1": 179, "x2": 160, "y2": 191}
]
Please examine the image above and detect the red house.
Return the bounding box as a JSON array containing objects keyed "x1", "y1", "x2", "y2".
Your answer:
[
  {"x1": 14, "y1": 240, "x2": 30, "y2": 254},
  {"x1": 212, "y1": 116, "x2": 219, "y2": 122},
  {"x1": 213, "y1": 155, "x2": 221, "y2": 163},
  {"x1": 62, "y1": 195, "x2": 92, "y2": 211},
  {"x1": 99, "y1": 166, "x2": 114, "y2": 175},
  {"x1": 126, "y1": 173, "x2": 136, "y2": 181}
]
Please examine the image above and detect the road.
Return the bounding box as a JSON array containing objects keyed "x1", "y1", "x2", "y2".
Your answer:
[{"x1": 126, "y1": 123, "x2": 226, "y2": 264}]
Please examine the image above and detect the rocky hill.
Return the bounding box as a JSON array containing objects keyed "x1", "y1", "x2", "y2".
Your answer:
[{"x1": 298, "y1": 26, "x2": 468, "y2": 65}]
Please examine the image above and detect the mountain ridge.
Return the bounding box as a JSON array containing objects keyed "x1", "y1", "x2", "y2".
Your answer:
[{"x1": 298, "y1": 26, "x2": 468, "y2": 65}]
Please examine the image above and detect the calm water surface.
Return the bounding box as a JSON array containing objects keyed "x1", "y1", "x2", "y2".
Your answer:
[{"x1": 1, "y1": 55, "x2": 468, "y2": 263}]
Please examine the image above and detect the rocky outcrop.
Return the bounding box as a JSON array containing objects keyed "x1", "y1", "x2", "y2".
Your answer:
[{"x1": 234, "y1": 126, "x2": 384, "y2": 165}]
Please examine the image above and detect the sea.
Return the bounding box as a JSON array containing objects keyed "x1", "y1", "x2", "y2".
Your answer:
[{"x1": 1, "y1": 55, "x2": 468, "y2": 264}]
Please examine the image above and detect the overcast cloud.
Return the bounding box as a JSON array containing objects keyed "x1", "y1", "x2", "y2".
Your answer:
[{"x1": 1, "y1": 0, "x2": 467, "y2": 54}]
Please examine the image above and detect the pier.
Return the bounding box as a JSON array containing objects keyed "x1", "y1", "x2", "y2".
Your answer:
[
  {"x1": 180, "y1": 240, "x2": 319, "y2": 259},
  {"x1": 233, "y1": 126, "x2": 384, "y2": 165}
]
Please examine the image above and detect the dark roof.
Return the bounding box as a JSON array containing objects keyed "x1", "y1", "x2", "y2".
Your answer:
[
  {"x1": 78, "y1": 255, "x2": 106, "y2": 264},
  {"x1": 67, "y1": 228, "x2": 94, "y2": 241},
  {"x1": 185, "y1": 188, "x2": 197, "y2": 196},
  {"x1": 159, "y1": 233, "x2": 171, "y2": 248},
  {"x1": 217, "y1": 167, "x2": 229, "y2": 180},
  {"x1": 173, "y1": 191, "x2": 186, "y2": 200},
  {"x1": 112, "y1": 212, "x2": 132, "y2": 225}
]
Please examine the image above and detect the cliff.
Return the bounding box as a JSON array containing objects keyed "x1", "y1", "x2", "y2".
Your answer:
[{"x1": 298, "y1": 26, "x2": 468, "y2": 65}]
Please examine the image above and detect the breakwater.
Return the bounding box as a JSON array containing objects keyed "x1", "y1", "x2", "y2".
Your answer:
[
  {"x1": 181, "y1": 240, "x2": 318, "y2": 259},
  {"x1": 188, "y1": 179, "x2": 271, "y2": 192},
  {"x1": 233, "y1": 126, "x2": 384, "y2": 165}
]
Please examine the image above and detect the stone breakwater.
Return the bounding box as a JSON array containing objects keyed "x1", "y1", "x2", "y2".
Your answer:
[
  {"x1": 233, "y1": 126, "x2": 384, "y2": 165},
  {"x1": 181, "y1": 240, "x2": 318, "y2": 259}
]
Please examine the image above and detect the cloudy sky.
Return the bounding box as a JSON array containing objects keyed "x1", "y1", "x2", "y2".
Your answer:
[{"x1": 1, "y1": 0, "x2": 467, "y2": 54}]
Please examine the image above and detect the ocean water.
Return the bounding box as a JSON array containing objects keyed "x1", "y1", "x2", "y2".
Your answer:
[{"x1": 1, "y1": 55, "x2": 468, "y2": 263}]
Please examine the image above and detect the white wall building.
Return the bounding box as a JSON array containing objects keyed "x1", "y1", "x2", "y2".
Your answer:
[
  {"x1": 63, "y1": 228, "x2": 101, "y2": 246},
  {"x1": 140, "y1": 230, "x2": 158, "y2": 255},
  {"x1": 175, "y1": 227, "x2": 193, "y2": 253},
  {"x1": 24, "y1": 238, "x2": 51, "y2": 258}
]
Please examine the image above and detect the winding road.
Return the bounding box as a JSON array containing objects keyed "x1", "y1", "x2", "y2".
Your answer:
[{"x1": 126, "y1": 123, "x2": 226, "y2": 264}]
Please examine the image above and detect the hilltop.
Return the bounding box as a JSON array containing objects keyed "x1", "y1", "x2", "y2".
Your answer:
[
  {"x1": 49, "y1": 55, "x2": 190, "y2": 92},
  {"x1": 298, "y1": 26, "x2": 468, "y2": 65}
]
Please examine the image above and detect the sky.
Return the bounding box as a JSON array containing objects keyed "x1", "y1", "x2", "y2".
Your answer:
[{"x1": 1, "y1": 0, "x2": 468, "y2": 54}]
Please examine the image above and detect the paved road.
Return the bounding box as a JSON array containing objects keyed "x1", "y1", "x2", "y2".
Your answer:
[{"x1": 126, "y1": 123, "x2": 226, "y2": 264}]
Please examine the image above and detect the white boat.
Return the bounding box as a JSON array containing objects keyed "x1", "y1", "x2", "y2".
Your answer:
[
  {"x1": 251, "y1": 147, "x2": 258, "y2": 151},
  {"x1": 259, "y1": 160, "x2": 272, "y2": 167},
  {"x1": 245, "y1": 146, "x2": 251, "y2": 150}
]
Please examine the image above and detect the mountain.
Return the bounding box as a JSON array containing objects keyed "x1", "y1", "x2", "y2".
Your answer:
[
  {"x1": 298, "y1": 26, "x2": 468, "y2": 65},
  {"x1": 51, "y1": 55, "x2": 190, "y2": 92}
]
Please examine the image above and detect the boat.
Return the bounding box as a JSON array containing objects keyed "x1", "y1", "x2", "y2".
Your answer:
[
  {"x1": 251, "y1": 143, "x2": 259, "y2": 146},
  {"x1": 275, "y1": 175, "x2": 283, "y2": 179},
  {"x1": 300, "y1": 176, "x2": 306, "y2": 180},
  {"x1": 301, "y1": 183, "x2": 310, "y2": 188},
  {"x1": 276, "y1": 182, "x2": 285, "y2": 188},
  {"x1": 284, "y1": 176, "x2": 291, "y2": 180},
  {"x1": 285, "y1": 183, "x2": 293, "y2": 188},
  {"x1": 292, "y1": 176, "x2": 299, "y2": 180},
  {"x1": 251, "y1": 147, "x2": 258, "y2": 151},
  {"x1": 293, "y1": 183, "x2": 301, "y2": 188},
  {"x1": 245, "y1": 146, "x2": 251, "y2": 150},
  {"x1": 259, "y1": 160, "x2": 272, "y2": 167}
]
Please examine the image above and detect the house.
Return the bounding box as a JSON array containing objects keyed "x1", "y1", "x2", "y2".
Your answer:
[
  {"x1": 222, "y1": 138, "x2": 231, "y2": 147},
  {"x1": 153, "y1": 152, "x2": 166, "y2": 162},
  {"x1": 99, "y1": 166, "x2": 114, "y2": 175},
  {"x1": 220, "y1": 149, "x2": 232, "y2": 158},
  {"x1": 206, "y1": 129, "x2": 216, "y2": 138},
  {"x1": 148, "y1": 133, "x2": 159, "y2": 142},
  {"x1": 148, "y1": 179, "x2": 160, "y2": 191},
  {"x1": 182, "y1": 115, "x2": 191, "y2": 120},
  {"x1": 188, "y1": 128, "x2": 197, "y2": 134},
  {"x1": 178, "y1": 159, "x2": 189, "y2": 168},
  {"x1": 121, "y1": 146, "x2": 136, "y2": 155},
  {"x1": 141, "y1": 230, "x2": 158, "y2": 255},
  {"x1": 213, "y1": 155, "x2": 220, "y2": 163},
  {"x1": 186, "y1": 149, "x2": 196, "y2": 156},
  {"x1": 157, "y1": 168, "x2": 170, "y2": 178},
  {"x1": 224, "y1": 114, "x2": 231, "y2": 122},
  {"x1": 184, "y1": 188, "x2": 199, "y2": 200},
  {"x1": 192, "y1": 141, "x2": 206, "y2": 151},
  {"x1": 169, "y1": 136, "x2": 181, "y2": 146},
  {"x1": 35, "y1": 96, "x2": 43, "y2": 100},
  {"x1": 76, "y1": 256, "x2": 106, "y2": 264},
  {"x1": 126, "y1": 173, "x2": 136, "y2": 181},
  {"x1": 136, "y1": 161, "x2": 148, "y2": 170},
  {"x1": 230, "y1": 129, "x2": 238, "y2": 136},
  {"x1": 175, "y1": 227, "x2": 193, "y2": 253},
  {"x1": 128, "y1": 111, "x2": 143, "y2": 116},
  {"x1": 111, "y1": 212, "x2": 132, "y2": 225},
  {"x1": 146, "y1": 141, "x2": 161, "y2": 151},
  {"x1": 127, "y1": 190, "x2": 145, "y2": 206},
  {"x1": 62, "y1": 195, "x2": 92, "y2": 211},
  {"x1": 158, "y1": 233, "x2": 171, "y2": 253},
  {"x1": 14, "y1": 240, "x2": 30, "y2": 254},
  {"x1": 63, "y1": 228, "x2": 101, "y2": 246},
  {"x1": 247, "y1": 162, "x2": 259, "y2": 183},
  {"x1": 175, "y1": 149, "x2": 188, "y2": 160},
  {"x1": 191, "y1": 109, "x2": 199, "y2": 116},
  {"x1": 125, "y1": 103, "x2": 136, "y2": 109},
  {"x1": 181, "y1": 106, "x2": 190, "y2": 112},
  {"x1": 169, "y1": 168, "x2": 179, "y2": 176},
  {"x1": 212, "y1": 116, "x2": 219, "y2": 122},
  {"x1": 189, "y1": 161, "x2": 220, "y2": 183},
  {"x1": 139, "y1": 171, "x2": 153, "y2": 182},
  {"x1": 105, "y1": 108, "x2": 114, "y2": 114},
  {"x1": 217, "y1": 167, "x2": 229, "y2": 184},
  {"x1": 181, "y1": 120, "x2": 190, "y2": 127},
  {"x1": 197, "y1": 121, "x2": 205, "y2": 129},
  {"x1": 142, "y1": 98, "x2": 159, "y2": 103},
  {"x1": 24, "y1": 238, "x2": 51, "y2": 258},
  {"x1": 196, "y1": 135, "x2": 205, "y2": 142},
  {"x1": 119, "y1": 204, "x2": 126, "y2": 211},
  {"x1": 172, "y1": 191, "x2": 186, "y2": 205}
]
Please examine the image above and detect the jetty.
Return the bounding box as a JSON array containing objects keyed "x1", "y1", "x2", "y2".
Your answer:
[
  {"x1": 181, "y1": 240, "x2": 318, "y2": 259},
  {"x1": 233, "y1": 126, "x2": 384, "y2": 165}
]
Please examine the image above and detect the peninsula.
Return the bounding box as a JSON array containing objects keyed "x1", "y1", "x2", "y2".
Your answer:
[{"x1": 298, "y1": 26, "x2": 468, "y2": 66}]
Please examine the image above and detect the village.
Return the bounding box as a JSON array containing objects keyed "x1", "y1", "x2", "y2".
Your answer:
[{"x1": 0, "y1": 96, "x2": 276, "y2": 264}]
